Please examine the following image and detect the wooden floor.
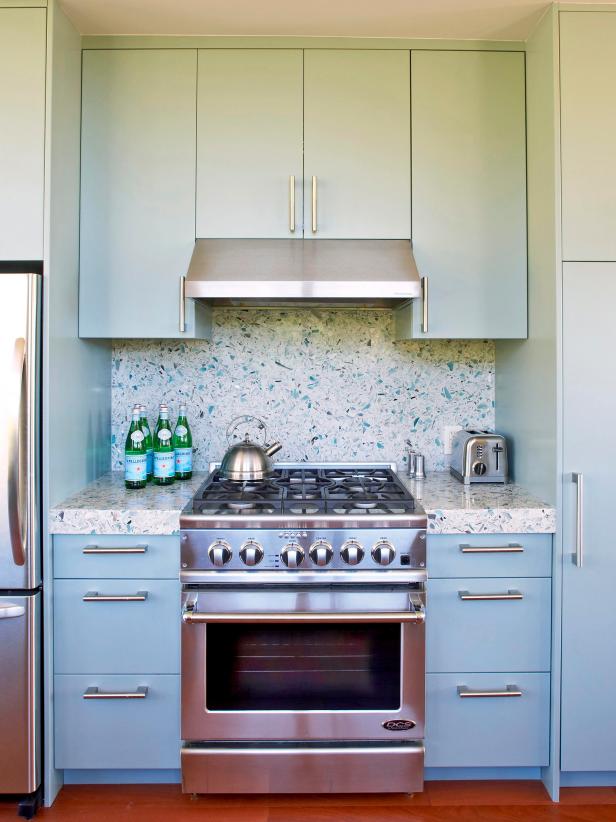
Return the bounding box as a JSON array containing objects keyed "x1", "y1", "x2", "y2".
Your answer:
[{"x1": 3, "y1": 783, "x2": 616, "y2": 821}]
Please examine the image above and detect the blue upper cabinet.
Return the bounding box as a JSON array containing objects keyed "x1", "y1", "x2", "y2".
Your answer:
[
  {"x1": 196, "y1": 49, "x2": 303, "y2": 239},
  {"x1": 0, "y1": 8, "x2": 46, "y2": 261},
  {"x1": 405, "y1": 51, "x2": 527, "y2": 339},
  {"x1": 560, "y1": 13, "x2": 616, "y2": 262},
  {"x1": 79, "y1": 49, "x2": 210, "y2": 339}
]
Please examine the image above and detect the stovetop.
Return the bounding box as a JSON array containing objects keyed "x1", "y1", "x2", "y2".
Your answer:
[{"x1": 187, "y1": 465, "x2": 415, "y2": 518}]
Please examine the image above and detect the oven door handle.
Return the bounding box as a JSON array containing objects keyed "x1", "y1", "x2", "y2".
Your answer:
[{"x1": 182, "y1": 595, "x2": 425, "y2": 625}]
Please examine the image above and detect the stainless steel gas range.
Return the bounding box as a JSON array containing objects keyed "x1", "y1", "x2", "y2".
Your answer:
[{"x1": 180, "y1": 463, "x2": 427, "y2": 795}]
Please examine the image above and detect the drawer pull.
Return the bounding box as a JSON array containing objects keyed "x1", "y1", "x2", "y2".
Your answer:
[
  {"x1": 82, "y1": 545, "x2": 148, "y2": 555},
  {"x1": 458, "y1": 685, "x2": 522, "y2": 699},
  {"x1": 459, "y1": 543, "x2": 523, "y2": 554},
  {"x1": 83, "y1": 686, "x2": 148, "y2": 700},
  {"x1": 458, "y1": 589, "x2": 523, "y2": 601},
  {"x1": 82, "y1": 591, "x2": 148, "y2": 602}
]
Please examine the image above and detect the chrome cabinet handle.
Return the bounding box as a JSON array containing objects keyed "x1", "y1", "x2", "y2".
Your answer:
[
  {"x1": 458, "y1": 589, "x2": 523, "y2": 601},
  {"x1": 82, "y1": 591, "x2": 148, "y2": 602},
  {"x1": 289, "y1": 175, "x2": 296, "y2": 233},
  {"x1": 572, "y1": 472, "x2": 584, "y2": 567},
  {"x1": 311, "y1": 175, "x2": 317, "y2": 233},
  {"x1": 7, "y1": 337, "x2": 27, "y2": 568},
  {"x1": 83, "y1": 686, "x2": 148, "y2": 700},
  {"x1": 0, "y1": 603, "x2": 25, "y2": 619},
  {"x1": 458, "y1": 685, "x2": 522, "y2": 699},
  {"x1": 82, "y1": 545, "x2": 148, "y2": 555},
  {"x1": 421, "y1": 276, "x2": 429, "y2": 333},
  {"x1": 179, "y1": 275, "x2": 186, "y2": 333},
  {"x1": 459, "y1": 543, "x2": 523, "y2": 554}
]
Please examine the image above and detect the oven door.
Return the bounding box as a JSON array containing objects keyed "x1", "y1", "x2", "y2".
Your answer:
[{"x1": 181, "y1": 586, "x2": 425, "y2": 742}]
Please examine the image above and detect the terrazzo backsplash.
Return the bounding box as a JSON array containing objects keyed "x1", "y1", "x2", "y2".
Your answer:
[{"x1": 111, "y1": 309, "x2": 495, "y2": 472}]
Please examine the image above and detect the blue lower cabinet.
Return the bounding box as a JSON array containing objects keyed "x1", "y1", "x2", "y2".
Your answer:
[
  {"x1": 55, "y1": 674, "x2": 180, "y2": 769},
  {"x1": 54, "y1": 578, "x2": 180, "y2": 674},
  {"x1": 426, "y1": 577, "x2": 551, "y2": 673},
  {"x1": 425, "y1": 672, "x2": 550, "y2": 768},
  {"x1": 427, "y1": 533, "x2": 552, "y2": 579},
  {"x1": 53, "y1": 535, "x2": 180, "y2": 580}
]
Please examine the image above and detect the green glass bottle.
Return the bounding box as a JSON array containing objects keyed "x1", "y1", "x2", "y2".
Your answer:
[
  {"x1": 139, "y1": 405, "x2": 153, "y2": 482},
  {"x1": 173, "y1": 403, "x2": 193, "y2": 480},
  {"x1": 153, "y1": 403, "x2": 175, "y2": 485},
  {"x1": 124, "y1": 405, "x2": 147, "y2": 489}
]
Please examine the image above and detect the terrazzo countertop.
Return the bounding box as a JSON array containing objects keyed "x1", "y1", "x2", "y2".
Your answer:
[
  {"x1": 49, "y1": 470, "x2": 555, "y2": 536},
  {"x1": 49, "y1": 472, "x2": 208, "y2": 535},
  {"x1": 401, "y1": 472, "x2": 555, "y2": 534}
]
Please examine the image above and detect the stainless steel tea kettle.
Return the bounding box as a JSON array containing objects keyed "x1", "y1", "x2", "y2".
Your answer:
[{"x1": 220, "y1": 416, "x2": 282, "y2": 481}]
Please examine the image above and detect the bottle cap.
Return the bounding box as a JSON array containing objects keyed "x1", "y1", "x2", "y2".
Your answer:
[{"x1": 179, "y1": 403, "x2": 187, "y2": 412}]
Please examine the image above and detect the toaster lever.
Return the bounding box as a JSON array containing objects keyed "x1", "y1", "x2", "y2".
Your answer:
[{"x1": 492, "y1": 443, "x2": 504, "y2": 472}]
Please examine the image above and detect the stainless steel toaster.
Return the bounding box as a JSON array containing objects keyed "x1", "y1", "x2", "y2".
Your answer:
[{"x1": 450, "y1": 430, "x2": 508, "y2": 484}]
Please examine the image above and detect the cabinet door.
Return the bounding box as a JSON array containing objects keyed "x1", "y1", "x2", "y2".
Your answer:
[
  {"x1": 0, "y1": 8, "x2": 46, "y2": 260},
  {"x1": 561, "y1": 13, "x2": 616, "y2": 262},
  {"x1": 79, "y1": 49, "x2": 210, "y2": 339},
  {"x1": 562, "y1": 262, "x2": 616, "y2": 771},
  {"x1": 196, "y1": 49, "x2": 303, "y2": 239},
  {"x1": 304, "y1": 50, "x2": 410, "y2": 239},
  {"x1": 410, "y1": 51, "x2": 527, "y2": 339}
]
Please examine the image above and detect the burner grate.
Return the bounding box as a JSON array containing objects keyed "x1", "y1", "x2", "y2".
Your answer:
[{"x1": 190, "y1": 466, "x2": 415, "y2": 517}]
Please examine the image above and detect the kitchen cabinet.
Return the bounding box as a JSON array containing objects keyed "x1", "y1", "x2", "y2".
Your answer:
[
  {"x1": 196, "y1": 49, "x2": 303, "y2": 239},
  {"x1": 0, "y1": 8, "x2": 46, "y2": 260},
  {"x1": 53, "y1": 534, "x2": 181, "y2": 771},
  {"x1": 407, "y1": 50, "x2": 527, "y2": 339},
  {"x1": 560, "y1": 13, "x2": 616, "y2": 262},
  {"x1": 79, "y1": 49, "x2": 210, "y2": 339},
  {"x1": 425, "y1": 532, "x2": 551, "y2": 768},
  {"x1": 561, "y1": 262, "x2": 616, "y2": 772},
  {"x1": 303, "y1": 50, "x2": 411, "y2": 239}
]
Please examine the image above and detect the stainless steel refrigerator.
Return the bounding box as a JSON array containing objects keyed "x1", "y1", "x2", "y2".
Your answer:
[{"x1": 0, "y1": 270, "x2": 41, "y2": 807}]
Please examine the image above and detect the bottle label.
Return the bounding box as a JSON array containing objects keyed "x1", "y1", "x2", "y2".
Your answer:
[
  {"x1": 175, "y1": 424, "x2": 188, "y2": 437},
  {"x1": 154, "y1": 451, "x2": 175, "y2": 479},
  {"x1": 175, "y1": 447, "x2": 193, "y2": 473},
  {"x1": 157, "y1": 429, "x2": 172, "y2": 442},
  {"x1": 146, "y1": 448, "x2": 153, "y2": 476},
  {"x1": 125, "y1": 453, "x2": 147, "y2": 482},
  {"x1": 130, "y1": 430, "x2": 144, "y2": 444}
]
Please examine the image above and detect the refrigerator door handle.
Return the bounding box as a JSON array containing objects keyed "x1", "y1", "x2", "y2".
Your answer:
[
  {"x1": 8, "y1": 337, "x2": 27, "y2": 567},
  {"x1": 0, "y1": 602, "x2": 26, "y2": 619}
]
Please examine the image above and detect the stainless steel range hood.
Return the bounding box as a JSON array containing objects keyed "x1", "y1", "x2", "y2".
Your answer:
[{"x1": 184, "y1": 239, "x2": 421, "y2": 308}]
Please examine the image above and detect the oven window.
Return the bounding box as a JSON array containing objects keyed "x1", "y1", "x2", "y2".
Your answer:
[{"x1": 206, "y1": 623, "x2": 401, "y2": 711}]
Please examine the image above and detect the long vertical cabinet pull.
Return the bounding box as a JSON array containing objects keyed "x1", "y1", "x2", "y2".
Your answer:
[
  {"x1": 421, "y1": 276, "x2": 429, "y2": 333},
  {"x1": 179, "y1": 275, "x2": 186, "y2": 333},
  {"x1": 311, "y1": 176, "x2": 317, "y2": 233},
  {"x1": 572, "y1": 472, "x2": 584, "y2": 567},
  {"x1": 289, "y1": 175, "x2": 296, "y2": 233}
]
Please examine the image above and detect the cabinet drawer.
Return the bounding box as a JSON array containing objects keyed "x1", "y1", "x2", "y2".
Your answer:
[
  {"x1": 55, "y1": 674, "x2": 180, "y2": 769},
  {"x1": 54, "y1": 579, "x2": 180, "y2": 674},
  {"x1": 53, "y1": 535, "x2": 179, "y2": 579},
  {"x1": 425, "y1": 672, "x2": 550, "y2": 768},
  {"x1": 426, "y1": 577, "x2": 551, "y2": 673},
  {"x1": 428, "y1": 533, "x2": 552, "y2": 578}
]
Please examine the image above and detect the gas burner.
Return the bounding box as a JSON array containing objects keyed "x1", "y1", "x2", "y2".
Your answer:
[{"x1": 185, "y1": 464, "x2": 418, "y2": 522}]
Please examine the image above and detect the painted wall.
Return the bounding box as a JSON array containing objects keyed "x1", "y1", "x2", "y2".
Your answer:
[
  {"x1": 45, "y1": 1, "x2": 111, "y2": 508},
  {"x1": 495, "y1": 7, "x2": 559, "y2": 505},
  {"x1": 111, "y1": 309, "x2": 494, "y2": 471}
]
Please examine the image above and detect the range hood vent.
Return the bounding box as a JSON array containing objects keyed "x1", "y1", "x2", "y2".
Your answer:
[{"x1": 184, "y1": 239, "x2": 421, "y2": 308}]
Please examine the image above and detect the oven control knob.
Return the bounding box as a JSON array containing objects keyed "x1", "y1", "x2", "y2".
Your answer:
[
  {"x1": 281, "y1": 543, "x2": 304, "y2": 568},
  {"x1": 372, "y1": 539, "x2": 396, "y2": 566},
  {"x1": 239, "y1": 540, "x2": 264, "y2": 567},
  {"x1": 341, "y1": 539, "x2": 365, "y2": 566},
  {"x1": 208, "y1": 539, "x2": 232, "y2": 567},
  {"x1": 309, "y1": 540, "x2": 334, "y2": 567}
]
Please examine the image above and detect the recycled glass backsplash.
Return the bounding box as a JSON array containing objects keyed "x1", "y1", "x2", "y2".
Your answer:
[{"x1": 111, "y1": 309, "x2": 495, "y2": 472}]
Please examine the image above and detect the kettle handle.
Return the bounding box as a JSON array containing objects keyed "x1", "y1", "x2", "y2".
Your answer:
[{"x1": 226, "y1": 414, "x2": 267, "y2": 447}]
